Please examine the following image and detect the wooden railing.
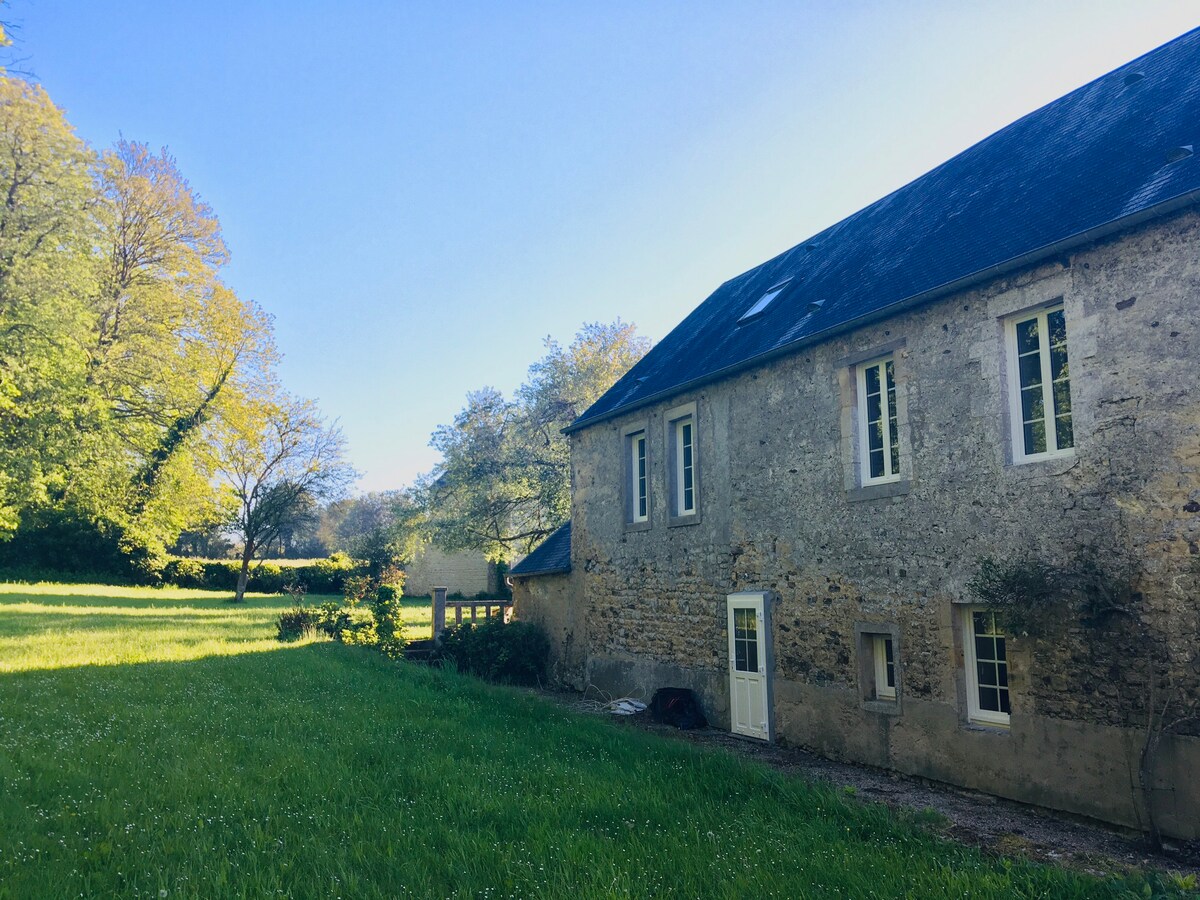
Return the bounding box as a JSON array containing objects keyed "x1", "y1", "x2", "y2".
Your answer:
[
  {"x1": 448, "y1": 599, "x2": 513, "y2": 626},
  {"x1": 430, "y1": 586, "x2": 513, "y2": 638}
]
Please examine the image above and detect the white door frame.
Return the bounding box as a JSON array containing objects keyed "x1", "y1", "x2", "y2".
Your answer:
[{"x1": 726, "y1": 591, "x2": 773, "y2": 741}]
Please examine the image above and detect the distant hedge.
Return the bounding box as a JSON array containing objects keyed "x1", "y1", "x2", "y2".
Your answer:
[{"x1": 162, "y1": 554, "x2": 365, "y2": 595}]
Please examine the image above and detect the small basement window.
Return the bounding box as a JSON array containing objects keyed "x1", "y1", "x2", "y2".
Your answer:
[
  {"x1": 855, "y1": 624, "x2": 900, "y2": 711},
  {"x1": 738, "y1": 279, "x2": 791, "y2": 323}
]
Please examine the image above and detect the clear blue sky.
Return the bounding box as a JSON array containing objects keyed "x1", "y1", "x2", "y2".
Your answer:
[{"x1": 14, "y1": 2, "x2": 1197, "y2": 492}]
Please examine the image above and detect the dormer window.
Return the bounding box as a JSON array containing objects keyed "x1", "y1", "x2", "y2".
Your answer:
[{"x1": 738, "y1": 279, "x2": 791, "y2": 323}]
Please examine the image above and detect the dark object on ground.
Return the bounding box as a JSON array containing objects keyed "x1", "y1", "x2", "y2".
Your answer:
[
  {"x1": 404, "y1": 638, "x2": 438, "y2": 662},
  {"x1": 650, "y1": 688, "x2": 707, "y2": 729}
]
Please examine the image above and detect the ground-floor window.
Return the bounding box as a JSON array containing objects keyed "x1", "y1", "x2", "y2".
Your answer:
[
  {"x1": 873, "y1": 635, "x2": 896, "y2": 700},
  {"x1": 963, "y1": 608, "x2": 1010, "y2": 726},
  {"x1": 855, "y1": 624, "x2": 900, "y2": 709}
]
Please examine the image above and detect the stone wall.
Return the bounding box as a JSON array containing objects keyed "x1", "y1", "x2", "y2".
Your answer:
[
  {"x1": 554, "y1": 209, "x2": 1200, "y2": 838},
  {"x1": 403, "y1": 545, "x2": 495, "y2": 598}
]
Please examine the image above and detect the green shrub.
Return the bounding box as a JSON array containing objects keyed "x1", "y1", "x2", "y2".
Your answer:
[
  {"x1": 434, "y1": 618, "x2": 549, "y2": 685},
  {"x1": 276, "y1": 604, "x2": 322, "y2": 641},
  {"x1": 162, "y1": 557, "x2": 205, "y2": 586},
  {"x1": 371, "y1": 584, "x2": 406, "y2": 659},
  {"x1": 339, "y1": 606, "x2": 379, "y2": 646},
  {"x1": 303, "y1": 553, "x2": 357, "y2": 593},
  {"x1": 247, "y1": 562, "x2": 286, "y2": 594},
  {"x1": 313, "y1": 600, "x2": 352, "y2": 638}
]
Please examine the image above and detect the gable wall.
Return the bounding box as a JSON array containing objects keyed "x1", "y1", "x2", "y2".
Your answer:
[{"x1": 563, "y1": 209, "x2": 1200, "y2": 837}]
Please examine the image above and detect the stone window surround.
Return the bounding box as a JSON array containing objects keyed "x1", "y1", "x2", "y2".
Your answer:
[
  {"x1": 665, "y1": 400, "x2": 701, "y2": 527},
  {"x1": 837, "y1": 339, "x2": 912, "y2": 503},
  {"x1": 1003, "y1": 299, "x2": 1075, "y2": 466},
  {"x1": 620, "y1": 420, "x2": 652, "y2": 533},
  {"x1": 854, "y1": 621, "x2": 902, "y2": 715}
]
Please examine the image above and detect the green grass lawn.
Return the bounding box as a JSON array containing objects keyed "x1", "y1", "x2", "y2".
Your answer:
[{"x1": 0, "y1": 583, "x2": 1187, "y2": 899}]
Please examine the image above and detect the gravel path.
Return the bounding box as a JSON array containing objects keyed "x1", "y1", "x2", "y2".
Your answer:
[{"x1": 543, "y1": 689, "x2": 1200, "y2": 881}]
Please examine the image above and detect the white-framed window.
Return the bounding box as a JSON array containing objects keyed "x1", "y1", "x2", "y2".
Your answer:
[
  {"x1": 963, "y1": 608, "x2": 1010, "y2": 727},
  {"x1": 872, "y1": 635, "x2": 896, "y2": 700},
  {"x1": 1006, "y1": 305, "x2": 1073, "y2": 463},
  {"x1": 621, "y1": 423, "x2": 651, "y2": 529},
  {"x1": 629, "y1": 430, "x2": 648, "y2": 523},
  {"x1": 856, "y1": 356, "x2": 900, "y2": 483},
  {"x1": 672, "y1": 416, "x2": 696, "y2": 517}
]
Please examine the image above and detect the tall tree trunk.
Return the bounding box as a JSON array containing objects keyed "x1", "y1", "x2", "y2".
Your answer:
[{"x1": 234, "y1": 542, "x2": 254, "y2": 603}]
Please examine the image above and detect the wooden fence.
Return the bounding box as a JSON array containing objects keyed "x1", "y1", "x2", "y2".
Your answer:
[{"x1": 448, "y1": 599, "x2": 513, "y2": 626}]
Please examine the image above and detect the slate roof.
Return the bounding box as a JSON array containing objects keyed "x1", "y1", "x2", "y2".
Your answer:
[
  {"x1": 568, "y1": 29, "x2": 1200, "y2": 434},
  {"x1": 509, "y1": 521, "x2": 571, "y2": 577}
]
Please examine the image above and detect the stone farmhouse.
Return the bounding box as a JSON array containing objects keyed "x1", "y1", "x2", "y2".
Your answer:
[{"x1": 510, "y1": 31, "x2": 1200, "y2": 839}]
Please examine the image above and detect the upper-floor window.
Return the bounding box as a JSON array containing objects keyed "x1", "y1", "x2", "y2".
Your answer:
[
  {"x1": 1006, "y1": 305, "x2": 1073, "y2": 463},
  {"x1": 674, "y1": 416, "x2": 695, "y2": 515},
  {"x1": 666, "y1": 403, "x2": 699, "y2": 523},
  {"x1": 857, "y1": 356, "x2": 900, "y2": 483},
  {"x1": 963, "y1": 607, "x2": 1010, "y2": 727},
  {"x1": 629, "y1": 430, "x2": 648, "y2": 523},
  {"x1": 622, "y1": 424, "x2": 650, "y2": 529}
]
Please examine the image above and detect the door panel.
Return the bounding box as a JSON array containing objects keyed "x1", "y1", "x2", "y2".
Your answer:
[{"x1": 727, "y1": 593, "x2": 770, "y2": 740}]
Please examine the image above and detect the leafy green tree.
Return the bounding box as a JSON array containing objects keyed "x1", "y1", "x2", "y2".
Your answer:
[
  {"x1": 420, "y1": 320, "x2": 650, "y2": 561},
  {"x1": 89, "y1": 141, "x2": 276, "y2": 539},
  {"x1": 211, "y1": 394, "x2": 354, "y2": 601},
  {"x1": 0, "y1": 77, "x2": 99, "y2": 535}
]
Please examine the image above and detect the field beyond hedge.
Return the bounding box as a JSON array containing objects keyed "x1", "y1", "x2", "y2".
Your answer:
[{"x1": 0, "y1": 583, "x2": 1186, "y2": 898}]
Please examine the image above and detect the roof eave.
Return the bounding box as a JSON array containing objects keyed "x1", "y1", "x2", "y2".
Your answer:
[
  {"x1": 564, "y1": 188, "x2": 1200, "y2": 436},
  {"x1": 509, "y1": 565, "x2": 571, "y2": 579}
]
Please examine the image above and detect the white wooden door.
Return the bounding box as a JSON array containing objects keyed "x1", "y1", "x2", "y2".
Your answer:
[{"x1": 727, "y1": 592, "x2": 770, "y2": 740}]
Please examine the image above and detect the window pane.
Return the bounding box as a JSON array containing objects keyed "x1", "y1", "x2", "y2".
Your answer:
[
  {"x1": 1018, "y1": 353, "x2": 1043, "y2": 388},
  {"x1": 735, "y1": 642, "x2": 748, "y2": 671},
  {"x1": 1052, "y1": 381, "x2": 1071, "y2": 417},
  {"x1": 1016, "y1": 318, "x2": 1040, "y2": 354},
  {"x1": 1055, "y1": 415, "x2": 1074, "y2": 450},
  {"x1": 1046, "y1": 309, "x2": 1066, "y2": 347},
  {"x1": 735, "y1": 608, "x2": 752, "y2": 639},
  {"x1": 1020, "y1": 386, "x2": 1044, "y2": 423},
  {"x1": 866, "y1": 393, "x2": 883, "y2": 425},
  {"x1": 979, "y1": 686, "x2": 1000, "y2": 712},
  {"x1": 999, "y1": 689, "x2": 1011, "y2": 714},
  {"x1": 869, "y1": 448, "x2": 885, "y2": 479},
  {"x1": 1023, "y1": 420, "x2": 1046, "y2": 456},
  {"x1": 865, "y1": 364, "x2": 881, "y2": 396},
  {"x1": 1049, "y1": 343, "x2": 1069, "y2": 382},
  {"x1": 868, "y1": 419, "x2": 884, "y2": 453},
  {"x1": 977, "y1": 660, "x2": 996, "y2": 686},
  {"x1": 997, "y1": 662, "x2": 1008, "y2": 688},
  {"x1": 743, "y1": 637, "x2": 758, "y2": 671}
]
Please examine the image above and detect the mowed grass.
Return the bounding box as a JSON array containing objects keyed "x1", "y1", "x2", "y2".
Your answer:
[{"x1": 0, "y1": 584, "x2": 1183, "y2": 899}]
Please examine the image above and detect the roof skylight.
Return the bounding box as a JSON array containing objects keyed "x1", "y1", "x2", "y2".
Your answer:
[{"x1": 738, "y1": 279, "x2": 791, "y2": 323}]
